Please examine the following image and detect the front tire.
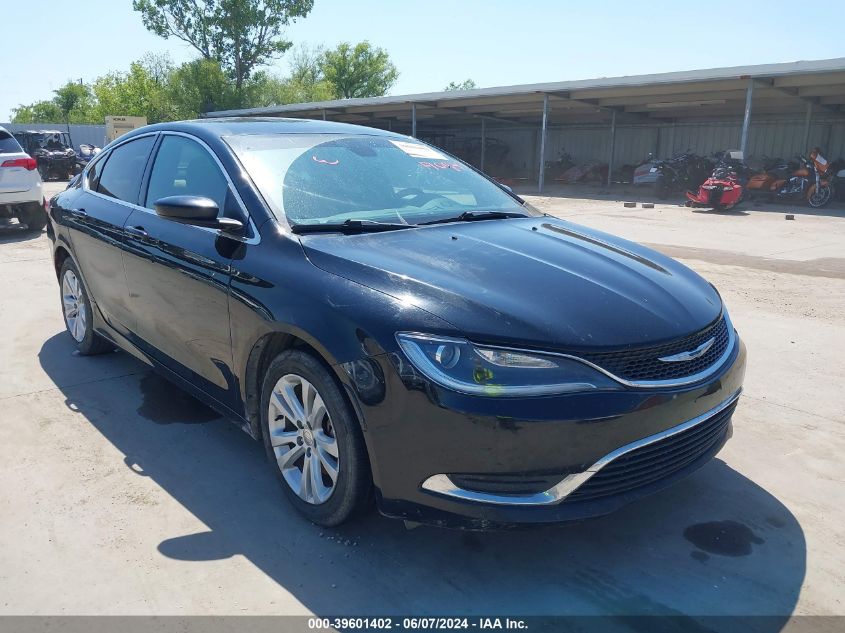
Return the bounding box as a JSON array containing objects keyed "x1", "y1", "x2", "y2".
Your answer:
[
  {"x1": 807, "y1": 184, "x2": 832, "y2": 208},
  {"x1": 260, "y1": 349, "x2": 372, "y2": 527},
  {"x1": 59, "y1": 259, "x2": 114, "y2": 355}
]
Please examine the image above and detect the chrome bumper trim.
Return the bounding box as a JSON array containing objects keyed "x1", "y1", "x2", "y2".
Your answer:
[{"x1": 420, "y1": 388, "x2": 742, "y2": 507}]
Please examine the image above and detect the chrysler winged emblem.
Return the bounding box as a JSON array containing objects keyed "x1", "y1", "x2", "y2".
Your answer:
[{"x1": 658, "y1": 337, "x2": 715, "y2": 363}]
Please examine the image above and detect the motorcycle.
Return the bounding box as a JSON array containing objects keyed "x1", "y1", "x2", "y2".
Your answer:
[
  {"x1": 685, "y1": 150, "x2": 749, "y2": 211},
  {"x1": 74, "y1": 143, "x2": 102, "y2": 173},
  {"x1": 828, "y1": 158, "x2": 845, "y2": 201},
  {"x1": 652, "y1": 152, "x2": 713, "y2": 199},
  {"x1": 746, "y1": 148, "x2": 834, "y2": 208}
]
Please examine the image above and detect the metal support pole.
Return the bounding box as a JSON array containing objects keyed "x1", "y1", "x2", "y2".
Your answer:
[
  {"x1": 322, "y1": 110, "x2": 326, "y2": 121},
  {"x1": 802, "y1": 101, "x2": 813, "y2": 150},
  {"x1": 538, "y1": 93, "x2": 549, "y2": 193},
  {"x1": 480, "y1": 118, "x2": 486, "y2": 172},
  {"x1": 411, "y1": 103, "x2": 417, "y2": 138},
  {"x1": 740, "y1": 79, "x2": 754, "y2": 156},
  {"x1": 607, "y1": 110, "x2": 617, "y2": 189}
]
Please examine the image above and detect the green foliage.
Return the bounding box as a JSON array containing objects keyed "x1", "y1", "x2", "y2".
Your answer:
[
  {"x1": 92, "y1": 58, "x2": 174, "y2": 123},
  {"x1": 132, "y1": 0, "x2": 314, "y2": 89},
  {"x1": 321, "y1": 41, "x2": 398, "y2": 99},
  {"x1": 11, "y1": 101, "x2": 62, "y2": 124},
  {"x1": 11, "y1": 81, "x2": 96, "y2": 124},
  {"x1": 53, "y1": 83, "x2": 95, "y2": 121},
  {"x1": 167, "y1": 58, "x2": 243, "y2": 116},
  {"x1": 444, "y1": 79, "x2": 477, "y2": 91}
]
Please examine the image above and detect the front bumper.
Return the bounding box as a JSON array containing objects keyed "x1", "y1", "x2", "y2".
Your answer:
[{"x1": 347, "y1": 334, "x2": 746, "y2": 528}]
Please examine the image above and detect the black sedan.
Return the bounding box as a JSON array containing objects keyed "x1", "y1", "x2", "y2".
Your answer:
[{"x1": 47, "y1": 118, "x2": 745, "y2": 528}]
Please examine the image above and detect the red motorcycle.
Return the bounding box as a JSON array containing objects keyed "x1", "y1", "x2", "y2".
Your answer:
[{"x1": 686, "y1": 150, "x2": 747, "y2": 211}]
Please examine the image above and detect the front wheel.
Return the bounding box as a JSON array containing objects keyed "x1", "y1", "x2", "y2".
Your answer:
[
  {"x1": 260, "y1": 349, "x2": 372, "y2": 527},
  {"x1": 59, "y1": 259, "x2": 114, "y2": 355},
  {"x1": 807, "y1": 185, "x2": 832, "y2": 208}
]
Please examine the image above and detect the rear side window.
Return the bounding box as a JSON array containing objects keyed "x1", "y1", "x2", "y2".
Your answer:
[
  {"x1": 96, "y1": 136, "x2": 155, "y2": 204},
  {"x1": 0, "y1": 131, "x2": 23, "y2": 154}
]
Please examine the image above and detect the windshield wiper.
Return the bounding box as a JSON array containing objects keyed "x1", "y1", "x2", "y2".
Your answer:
[
  {"x1": 417, "y1": 211, "x2": 528, "y2": 226},
  {"x1": 291, "y1": 218, "x2": 414, "y2": 235}
]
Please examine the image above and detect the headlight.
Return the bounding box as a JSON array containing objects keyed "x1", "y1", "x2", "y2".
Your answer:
[{"x1": 396, "y1": 332, "x2": 620, "y2": 397}]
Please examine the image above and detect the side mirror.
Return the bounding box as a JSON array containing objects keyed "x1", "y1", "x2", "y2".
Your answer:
[{"x1": 153, "y1": 195, "x2": 243, "y2": 233}]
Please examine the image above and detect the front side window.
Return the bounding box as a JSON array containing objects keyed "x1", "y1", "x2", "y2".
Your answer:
[
  {"x1": 145, "y1": 135, "x2": 230, "y2": 213},
  {"x1": 96, "y1": 136, "x2": 155, "y2": 204},
  {"x1": 225, "y1": 134, "x2": 526, "y2": 226}
]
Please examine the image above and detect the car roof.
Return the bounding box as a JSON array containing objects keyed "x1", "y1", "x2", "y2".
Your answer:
[{"x1": 120, "y1": 117, "x2": 407, "y2": 145}]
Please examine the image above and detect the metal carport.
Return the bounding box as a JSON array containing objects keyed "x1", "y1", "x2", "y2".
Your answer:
[{"x1": 209, "y1": 58, "x2": 845, "y2": 192}]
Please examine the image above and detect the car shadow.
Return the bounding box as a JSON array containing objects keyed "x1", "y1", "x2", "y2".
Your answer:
[
  {"x1": 38, "y1": 333, "x2": 806, "y2": 623},
  {"x1": 0, "y1": 223, "x2": 42, "y2": 243}
]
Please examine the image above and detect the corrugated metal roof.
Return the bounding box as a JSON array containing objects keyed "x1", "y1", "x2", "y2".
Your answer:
[{"x1": 208, "y1": 57, "x2": 845, "y2": 120}]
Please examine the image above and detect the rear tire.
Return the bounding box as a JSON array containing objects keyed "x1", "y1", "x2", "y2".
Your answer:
[
  {"x1": 260, "y1": 349, "x2": 372, "y2": 527},
  {"x1": 16, "y1": 202, "x2": 47, "y2": 231},
  {"x1": 59, "y1": 259, "x2": 114, "y2": 355}
]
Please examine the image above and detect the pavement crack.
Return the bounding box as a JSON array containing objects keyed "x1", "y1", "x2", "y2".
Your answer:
[
  {"x1": 741, "y1": 393, "x2": 844, "y2": 426},
  {"x1": 0, "y1": 370, "x2": 151, "y2": 402}
]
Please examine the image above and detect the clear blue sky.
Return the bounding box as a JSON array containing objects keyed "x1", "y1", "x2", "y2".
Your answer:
[{"x1": 2, "y1": 0, "x2": 844, "y2": 120}]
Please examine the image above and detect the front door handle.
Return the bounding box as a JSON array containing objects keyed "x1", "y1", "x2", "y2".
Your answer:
[
  {"x1": 125, "y1": 226, "x2": 148, "y2": 238},
  {"x1": 67, "y1": 207, "x2": 87, "y2": 218}
]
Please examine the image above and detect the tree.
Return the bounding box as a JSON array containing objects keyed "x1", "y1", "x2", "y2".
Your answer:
[
  {"x1": 167, "y1": 58, "x2": 243, "y2": 115},
  {"x1": 11, "y1": 101, "x2": 63, "y2": 124},
  {"x1": 444, "y1": 79, "x2": 477, "y2": 91},
  {"x1": 92, "y1": 59, "x2": 173, "y2": 123},
  {"x1": 133, "y1": 0, "x2": 315, "y2": 90},
  {"x1": 53, "y1": 82, "x2": 94, "y2": 124},
  {"x1": 11, "y1": 81, "x2": 96, "y2": 124},
  {"x1": 321, "y1": 41, "x2": 398, "y2": 99}
]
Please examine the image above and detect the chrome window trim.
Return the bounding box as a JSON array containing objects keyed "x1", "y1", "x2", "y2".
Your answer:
[
  {"x1": 420, "y1": 388, "x2": 742, "y2": 507},
  {"x1": 82, "y1": 130, "x2": 260, "y2": 245},
  {"x1": 81, "y1": 131, "x2": 159, "y2": 213},
  {"x1": 469, "y1": 311, "x2": 737, "y2": 390}
]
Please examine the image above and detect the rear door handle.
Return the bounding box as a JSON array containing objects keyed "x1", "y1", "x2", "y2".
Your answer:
[{"x1": 125, "y1": 226, "x2": 148, "y2": 238}]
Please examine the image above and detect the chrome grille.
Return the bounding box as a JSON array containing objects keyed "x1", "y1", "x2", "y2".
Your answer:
[{"x1": 580, "y1": 316, "x2": 731, "y2": 383}]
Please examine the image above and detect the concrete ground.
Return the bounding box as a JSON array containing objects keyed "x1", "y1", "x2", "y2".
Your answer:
[{"x1": 0, "y1": 181, "x2": 843, "y2": 619}]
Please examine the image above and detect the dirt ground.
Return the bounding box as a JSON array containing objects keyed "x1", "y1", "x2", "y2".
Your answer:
[{"x1": 0, "y1": 181, "x2": 842, "y2": 620}]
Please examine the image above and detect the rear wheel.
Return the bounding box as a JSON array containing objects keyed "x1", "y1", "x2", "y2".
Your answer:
[
  {"x1": 59, "y1": 259, "x2": 114, "y2": 355},
  {"x1": 260, "y1": 349, "x2": 372, "y2": 527},
  {"x1": 16, "y1": 201, "x2": 47, "y2": 231}
]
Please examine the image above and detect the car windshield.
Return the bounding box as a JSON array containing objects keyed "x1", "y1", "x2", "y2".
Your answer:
[{"x1": 225, "y1": 133, "x2": 528, "y2": 226}]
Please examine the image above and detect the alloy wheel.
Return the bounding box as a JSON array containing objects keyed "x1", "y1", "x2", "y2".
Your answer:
[
  {"x1": 808, "y1": 186, "x2": 832, "y2": 208},
  {"x1": 268, "y1": 374, "x2": 339, "y2": 505},
  {"x1": 62, "y1": 270, "x2": 87, "y2": 343}
]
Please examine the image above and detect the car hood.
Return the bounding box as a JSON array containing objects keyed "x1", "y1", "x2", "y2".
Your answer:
[{"x1": 300, "y1": 217, "x2": 722, "y2": 352}]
